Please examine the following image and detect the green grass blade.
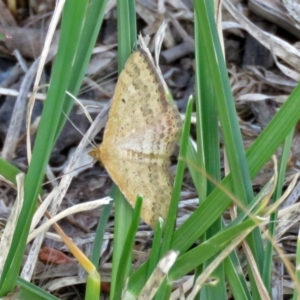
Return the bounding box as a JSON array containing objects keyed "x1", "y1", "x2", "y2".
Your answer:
[
  {"x1": 91, "y1": 201, "x2": 113, "y2": 267},
  {"x1": 194, "y1": 4, "x2": 265, "y2": 294},
  {"x1": 186, "y1": 137, "x2": 204, "y2": 198},
  {"x1": 194, "y1": 1, "x2": 252, "y2": 203},
  {"x1": 110, "y1": 187, "x2": 133, "y2": 299},
  {"x1": 195, "y1": 1, "x2": 266, "y2": 278},
  {"x1": 263, "y1": 128, "x2": 294, "y2": 291},
  {"x1": 162, "y1": 97, "x2": 192, "y2": 248},
  {"x1": 16, "y1": 277, "x2": 60, "y2": 300},
  {"x1": 246, "y1": 86, "x2": 300, "y2": 176},
  {"x1": 54, "y1": 0, "x2": 109, "y2": 142},
  {"x1": 0, "y1": 1, "x2": 89, "y2": 295},
  {"x1": 128, "y1": 0, "x2": 137, "y2": 49},
  {"x1": 147, "y1": 221, "x2": 163, "y2": 278},
  {"x1": 193, "y1": 12, "x2": 207, "y2": 202},
  {"x1": 194, "y1": 2, "x2": 225, "y2": 298},
  {"x1": 85, "y1": 271, "x2": 101, "y2": 300},
  {"x1": 117, "y1": 0, "x2": 137, "y2": 71},
  {"x1": 114, "y1": 197, "x2": 143, "y2": 299},
  {"x1": 0, "y1": 32, "x2": 5, "y2": 40},
  {"x1": 87, "y1": 201, "x2": 112, "y2": 299},
  {"x1": 0, "y1": 158, "x2": 22, "y2": 185},
  {"x1": 293, "y1": 227, "x2": 300, "y2": 300},
  {"x1": 169, "y1": 218, "x2": 258, "y2": 280},
  {"x1": 225, "y1": 253, "x2": 252, "y2": 300}
]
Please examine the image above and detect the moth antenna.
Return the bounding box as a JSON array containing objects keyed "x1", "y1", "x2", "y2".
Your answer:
[
  {"x1": 66, "y1": 91, "x2": 94, "y2": 124},
  {"x1": 62, "y1": 110, "x2": 97, "y2": 148},
  {"x1": 80, "y1": 70, "x2": 118, "y2": 95},
  {"x1": 42, "y1": 162, "x2": 94, "y2": 186}
]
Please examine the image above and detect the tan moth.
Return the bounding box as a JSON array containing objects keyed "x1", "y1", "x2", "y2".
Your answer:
[{"x1": 89, "y1": 49, "x2": 182, "y2": 228}]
